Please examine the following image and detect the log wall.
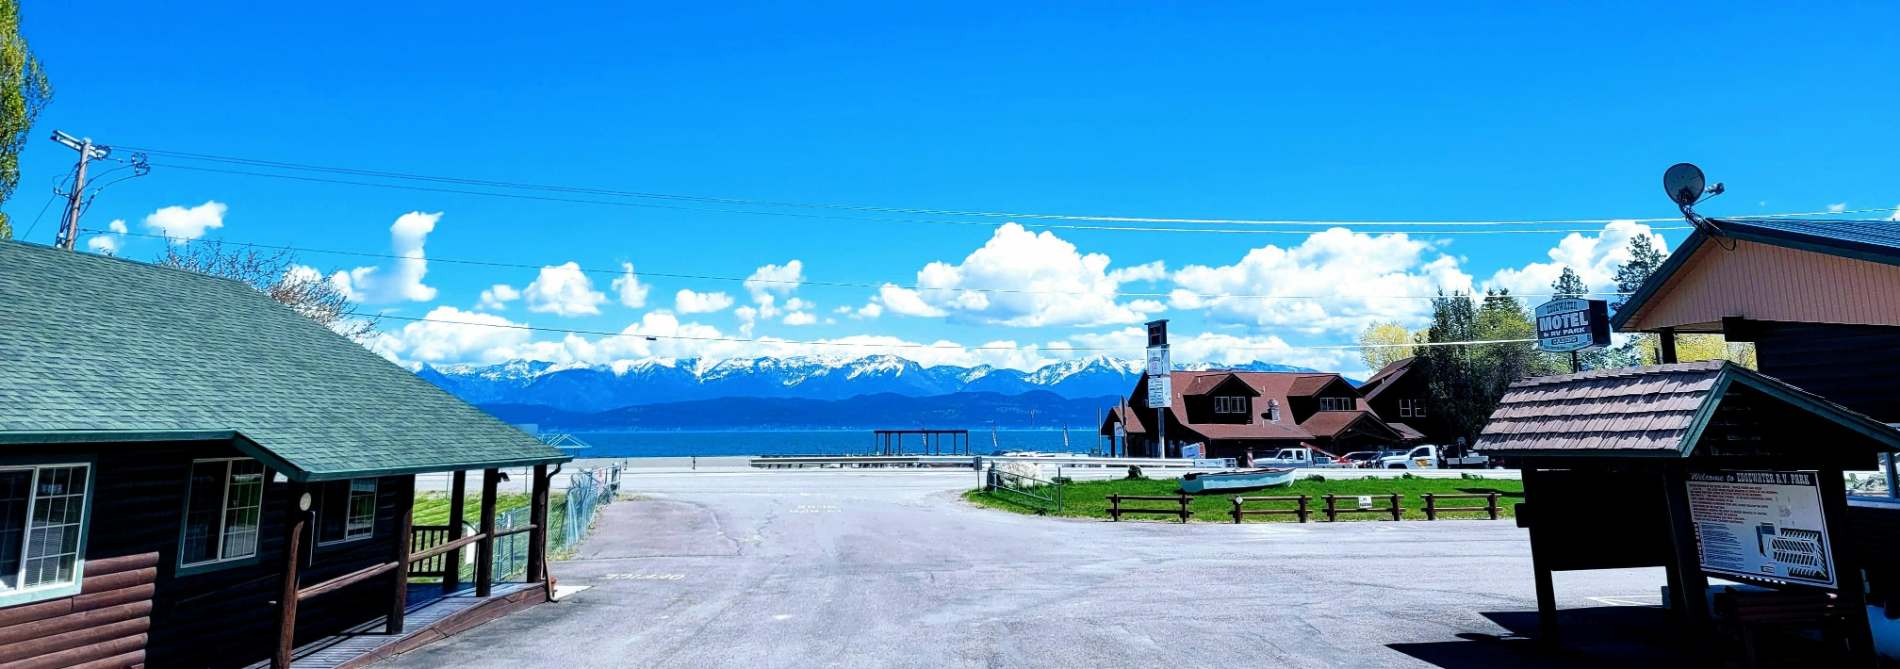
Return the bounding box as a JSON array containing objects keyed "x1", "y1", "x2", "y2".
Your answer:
[{"x1": 0, "y1": 440, "x2": 413, "y2": 668}]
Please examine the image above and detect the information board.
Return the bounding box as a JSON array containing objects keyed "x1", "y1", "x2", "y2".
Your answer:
[
  {"x1": 1145, "y1": 346, "x2": 1170, "y2": 377},
  {"x1": 1145, "y1": 373, "x2": 1172, "y2": 408},
  {"x1": 1534, "y1": 298, "x2": 1611, "y2": 353},
  {"x1": 1685, "y1": 470, "x2": 1835, "y2": 588}
]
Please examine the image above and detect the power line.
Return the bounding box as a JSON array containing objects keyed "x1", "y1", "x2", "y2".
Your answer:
[
  {"x1": 91, "y1": 229, "x2": 1638, "y2": 301},
  {"x1": 372, "y1": 312, "x2": 1536, "y2": 352},
  {"x1": 145, "y1": 161, "x2": 1704, "y2": 237},
  {"x1": 123, "y1": 145, "x2": 1711, "y2": 228}
]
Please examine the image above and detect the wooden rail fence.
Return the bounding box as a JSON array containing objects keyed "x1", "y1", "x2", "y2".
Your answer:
[
  {"x1": 1421, "y1": 493, "x2": 1502, "y2": 520},
  {"x1": 1229, "y1": 495, "x2": 1310, "y2": 523},
  {"x1": 1107, "y1": 494, "x2": 1193, "y2": 522},
  {"x1": 1322, "y1": 493, "x2": 1403, "y2": 522}
]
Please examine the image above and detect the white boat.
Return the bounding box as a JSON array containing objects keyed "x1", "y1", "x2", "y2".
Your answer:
[{"x1": 1179, "y1": 468, "x2": 1297, "y2": 494}]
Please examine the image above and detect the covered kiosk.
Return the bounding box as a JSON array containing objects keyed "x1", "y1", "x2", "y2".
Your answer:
[{"x1": 1481, "y1": 361, "x2": 1898, "y2": 666}]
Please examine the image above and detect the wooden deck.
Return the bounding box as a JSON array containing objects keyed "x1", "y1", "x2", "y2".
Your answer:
[{"x1": 245, "y1": 581, "x2": 547, "y2": 669}]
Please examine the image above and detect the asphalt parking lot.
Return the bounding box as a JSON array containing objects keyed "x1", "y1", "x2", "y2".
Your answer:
[{"x1": 375, "y1": 468, "x2": 1677, "y2": 668}]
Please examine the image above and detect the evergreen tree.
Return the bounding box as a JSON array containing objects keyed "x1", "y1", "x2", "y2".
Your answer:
[
  {"x1": 1422, "y1": 291, "x2": 1486, "y2": 444},
  {"x1": 1612, "y1": 234, "x2": 1665, "y2": 312},
  {"x1": 1551, "y1": 266, "x2": 1587, "y2": 299}
]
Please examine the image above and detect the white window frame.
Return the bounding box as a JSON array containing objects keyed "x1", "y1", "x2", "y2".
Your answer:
[
  {"x1": 179, "y1": 457, "x2": 267, "y2": 570},
  {"x1": 0, "y1": 462, "x2": 92, "y2": 605},
  {"x1": 1399, "y1": 398, "x2": 1426, "y2": 418},
  {"x1": 1319, "y1": 397, "x2": 1355, "y2": 411},
  {"x1": 319, "y1": 478, "x2": 378, "y2": 546},
  {"x1": 1214, "y1": 396, "x2": 1247, "y2": 414}
]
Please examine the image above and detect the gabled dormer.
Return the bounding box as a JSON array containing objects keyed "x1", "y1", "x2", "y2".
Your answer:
[
  {"x1": 1182, "y1": 373, "x2": 1261, "y2": 425},
  {"x1": 1284, "y1": 375, "x2": 1364, "y2": 423}
]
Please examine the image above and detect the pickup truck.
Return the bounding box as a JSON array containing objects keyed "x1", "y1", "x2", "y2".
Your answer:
[
  {"x1": 1252, "y1": 447, "x2": 1353, "y2": 468},
  {"x1": 1376, "y1": 444, "x2": 1490, "y2": 470}
]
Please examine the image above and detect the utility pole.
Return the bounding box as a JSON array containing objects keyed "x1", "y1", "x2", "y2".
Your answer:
[{"x1": 50, "y1": 130, "x2": 111, "y2": 250}]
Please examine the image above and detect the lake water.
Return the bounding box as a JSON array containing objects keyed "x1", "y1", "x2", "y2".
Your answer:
[{"x1": 565, "y1": 430, "x2": 1095, "y2": 458}]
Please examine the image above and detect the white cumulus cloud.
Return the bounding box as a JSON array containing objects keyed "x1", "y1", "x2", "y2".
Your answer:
[
  {"x1": 1485, "y1": 220, "x2": 1668, "y2": 298},
  {"x1": 523, "y1": 262, "x2": 607, "y2": 316},
  {"x1": 867, "y1": 223, "x2": 1163, "y2": 327},
  {"x1": 743, "y1": 260, "x2": 804, "y2": 301},
  {"x1": 612, "y1": 262, "x2": 650, "y2": 308},
  {"x1": 1170, "y1": 227, "x2": 1473, "y2": 336},
  {"x1": 86, "y1": 219, "x2": 129, "y2": 255},
  {"x1": 369, "y1": 306, "x2": 533, "y2": 366},
  {"x1": 477, "y1": 284, "x2": 520, "y2": 311},
  {"x1": 330, "y1": 211, "x2": 440, "y2": 303},
  {"x1": 144, "y1": 201, "x2": 227, "y2": 242},
  {"x1": 676, "y1": 289, "x2": 735, "y2": 314}
]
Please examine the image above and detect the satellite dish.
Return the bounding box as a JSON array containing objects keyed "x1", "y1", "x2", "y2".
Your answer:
[{"x1": 1663, "y1": 163, "x2": 1706, "y2": 207}]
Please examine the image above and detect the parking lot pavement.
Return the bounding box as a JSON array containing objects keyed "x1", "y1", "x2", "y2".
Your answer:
[{"x1": 375, "y1": 470, "x2": 1668, "y2": 669}]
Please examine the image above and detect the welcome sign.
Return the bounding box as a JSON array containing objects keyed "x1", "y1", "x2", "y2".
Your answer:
[{"x1": 1534, "y1": 298, "x2": 1611, "y2": 353}]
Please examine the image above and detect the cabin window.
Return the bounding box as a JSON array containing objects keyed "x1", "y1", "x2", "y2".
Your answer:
[
  {"x1": 0, "y1": 464, "x2": 91, "y2": 603},
  {"x1": 319, "y1": 479, "x2": 378, "y2": 545},
  {"x1": 181, "y1": 458, "x2": 267, "y2": 568},
  {"x1": 1214, "y1": 396, "x2": 1248, "y2": 414},
  {"x1": 1399, "y1": 398, "x2": 1427, "y2": 418},
  {"x1": 1319, "y1": 397, "x2": 1355, "y2": 411}
]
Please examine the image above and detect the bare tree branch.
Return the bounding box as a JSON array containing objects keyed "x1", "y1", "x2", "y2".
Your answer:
[{"x1": 157, "y1": 240, "x2": 378, "y2": 343}]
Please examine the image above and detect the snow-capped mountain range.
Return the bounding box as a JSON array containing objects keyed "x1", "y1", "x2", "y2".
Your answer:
[{"x1": 419, "y1": 354, "x2": 1315, "y2": 413}]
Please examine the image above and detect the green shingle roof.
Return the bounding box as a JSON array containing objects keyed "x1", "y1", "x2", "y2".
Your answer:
[{"x1": 0, "y1": 240, "x2": 567, "y2": 481}]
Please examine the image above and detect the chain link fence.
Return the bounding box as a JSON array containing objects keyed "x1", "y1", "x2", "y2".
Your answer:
[{"x1": 487, "y1": 463, "x2": 622, "y2": 584}]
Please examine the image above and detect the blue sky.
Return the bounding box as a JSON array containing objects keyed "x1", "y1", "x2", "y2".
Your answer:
[{"x1": 12, "y1": 2, "x2": 1900, "y2": 375}]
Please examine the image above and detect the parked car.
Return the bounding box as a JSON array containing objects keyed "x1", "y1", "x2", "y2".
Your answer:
[
  {"x1": 1340, "y1": 450, "x2": 1398, "y2": 468},
  {"x1": 1376, "y1": 444, "x2": 1490, "y2": 469},
  {"x1": 1253, "y1": 447, "x2": 1354, "y2": 468}
]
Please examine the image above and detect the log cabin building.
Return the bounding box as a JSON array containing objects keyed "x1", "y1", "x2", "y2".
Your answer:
[
  {"x1": 0, "y1": 240, "x2": 570, "y2": 668},
  {"x1": 1101, "y1": 370, "x2": 1413, "y2": 461}
]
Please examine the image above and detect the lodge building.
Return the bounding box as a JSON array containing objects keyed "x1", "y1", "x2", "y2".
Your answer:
[
  {"x1": 1101, "y1": 370, "x2": 1417, "y2": 461},
  {"x1": 0, "y1": 240, "x2": 570, "y2": 668}
]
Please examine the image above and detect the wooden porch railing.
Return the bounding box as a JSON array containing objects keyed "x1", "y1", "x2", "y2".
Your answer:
[{"x1": 407, "y1": 525, "x2": 456, "y2": 579}]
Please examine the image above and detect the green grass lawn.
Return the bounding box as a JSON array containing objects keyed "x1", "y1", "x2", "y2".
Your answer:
[
  {"x1": 964, "y1": 475, "x2": 1523, "y2": 523},
  {"x1": 413, "y1": 490, "x2": 542, "y2": 526}
]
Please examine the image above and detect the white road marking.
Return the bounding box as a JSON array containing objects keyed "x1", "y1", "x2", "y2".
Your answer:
[
  {"x1": 599, "y1": 572, "x2": 687, "y2": 581},
  {"x1": 1587, "y1": 595, "x2": 1660, "y2": 607}
]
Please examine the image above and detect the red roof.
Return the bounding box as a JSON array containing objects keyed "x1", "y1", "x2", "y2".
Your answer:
[
  {"x1": 1122, "y1": 370, "x2": 1387, "y2": 443},
  {"x1": 1297, "y1": 410, "x2": 1404, "y2": 440},
  {"x1": 1358, "y1": 357, "x2": 1417, "y2": 400}
]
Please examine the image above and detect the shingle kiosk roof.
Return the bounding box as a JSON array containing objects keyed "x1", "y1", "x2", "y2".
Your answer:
[
  {"x1": 1479, "y1": 360, "x2": 1900, "y2": 457},
  {"x1": 0, "y1": 240, "x2": 567, "y2": 480}
]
